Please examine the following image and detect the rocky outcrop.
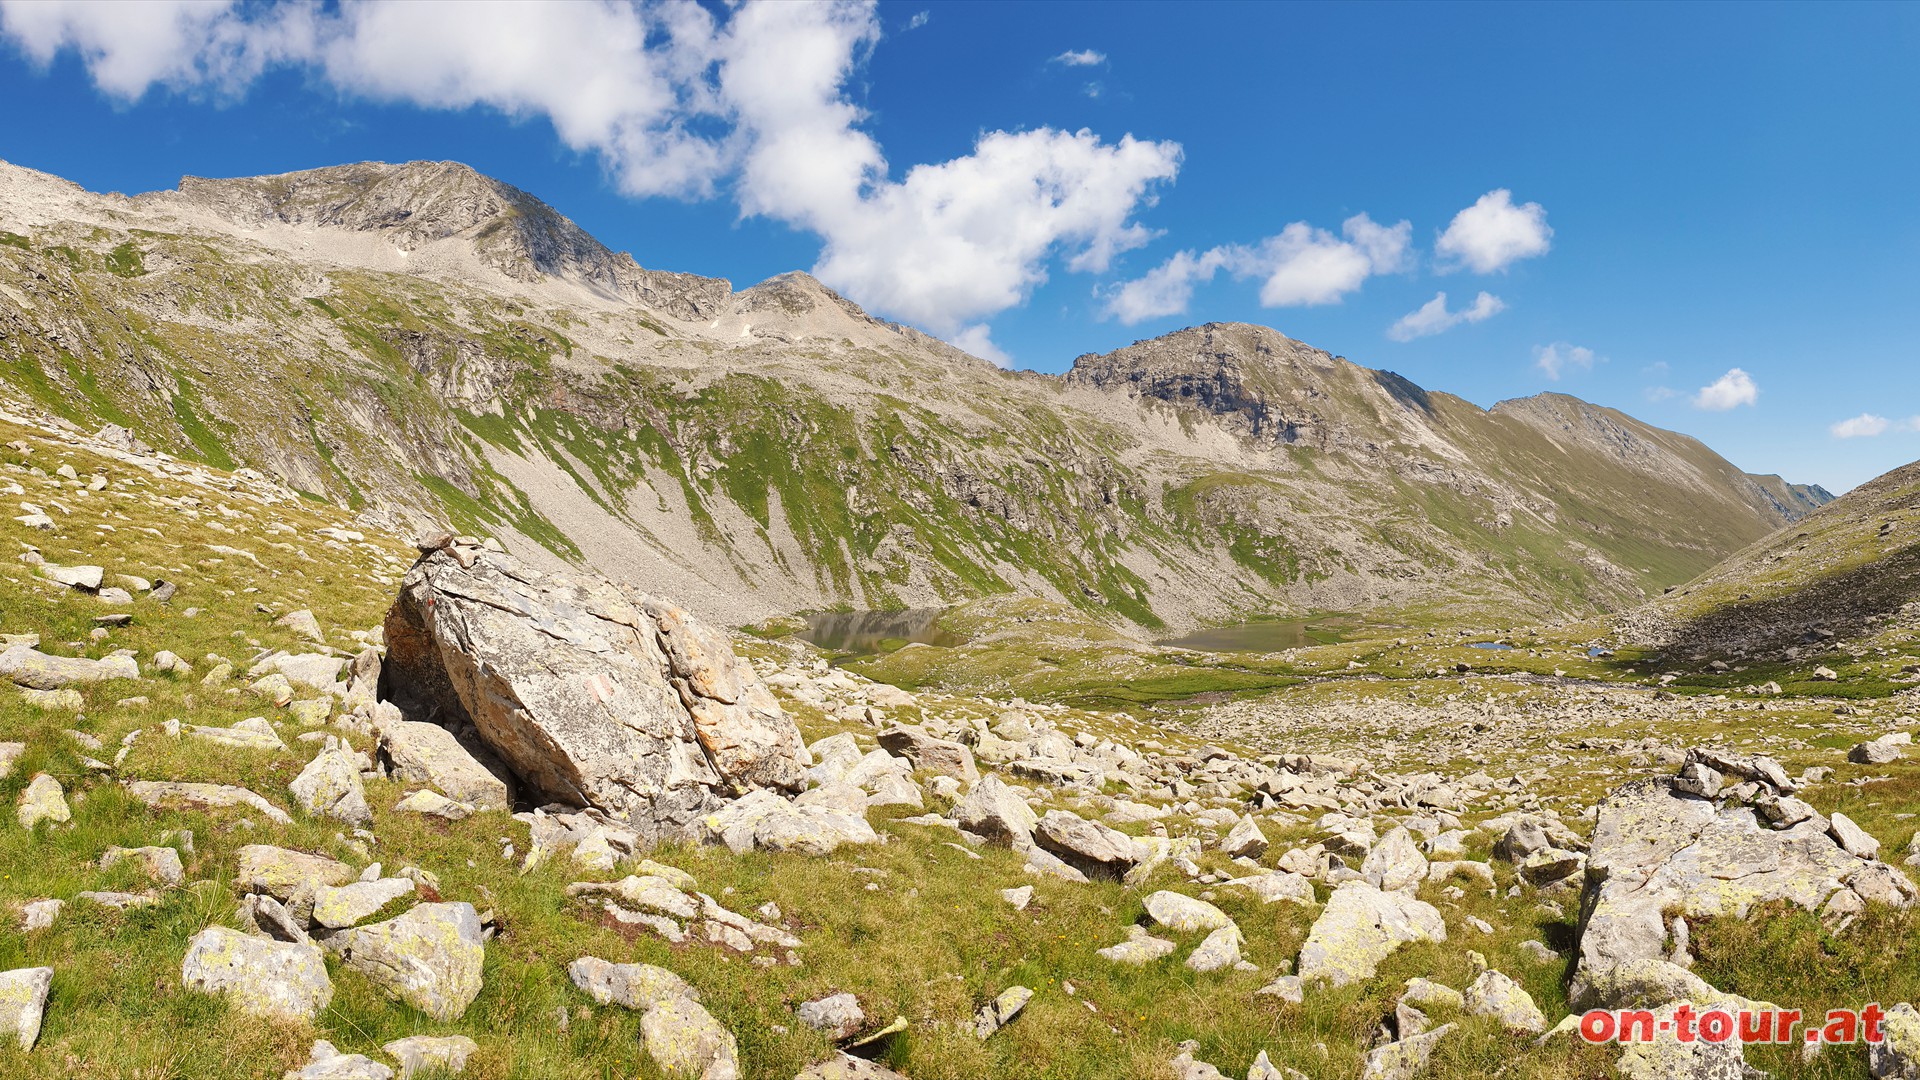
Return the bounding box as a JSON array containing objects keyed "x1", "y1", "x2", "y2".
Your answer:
[
  {"x1": 1570, "y1": 753, "x2": 1917, "y2": 1006},
  {"x1": 381, "y1": 540, "x2": 809, "y2": 840}
]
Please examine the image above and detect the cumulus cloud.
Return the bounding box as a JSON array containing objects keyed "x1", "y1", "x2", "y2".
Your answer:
[
  {"x1": 1101, "y1": 213, "x2": 1410, "y2": 323},
  {"x1": 1693, "y1": 368, "x2": 1759, "y2": 410},
  {"x1": 1387, "y1": 291, "x2": 1505, "y2": 342},
  {"x1": 1533, "y1": 341, "x2": 1597, "y2": 380},
  {"x1": 1051, "y1": 48, "x2": 1105, "y2": 66},
  {"x1": 1831, "y1": 413, "x2": 1889, "y2": 439},
  {"x1": 905, "y1": 10, "x2": 930, "y2": 30},
  {"x1": 1099, "y1": 248, "x2": 1229, "y2": 324},
  {"x1": 1436, "y1": 189, "x2": 1552, "y2": 273},
  {"x1": 0, "y1": 0, "x2": 1180, "y2": 339}
]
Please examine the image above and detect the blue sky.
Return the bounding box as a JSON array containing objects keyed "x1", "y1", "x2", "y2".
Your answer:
[{"x1": 0, "y1": 1, "x2": 1915, "y2": 491}]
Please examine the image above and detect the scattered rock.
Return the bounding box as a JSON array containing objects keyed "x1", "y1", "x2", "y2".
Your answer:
[
  {"x1": 181, "y1": 926, "x2": 333, "y2": 1021},
  {"x1": 1220, "y1": 814, "x2": 1269, "y2": 859},
  {"x1": 1463, "y1": 970, "x2": 1546, "y2": 1034},
  {"x1": 375, "y1": 719, "x2": 511, "y2": 811},
  {"x1": 1359, "y1": 1023, "x2": 1454, "y2": 1080},
  {"x1": 236, "y1": 845, "x2": 356, "y2": 899},
  {"x1": 1185, "y1": 924, "x2": 1244, "y2": 972},
  {"x1": 1098, "y1": 925, "x2": 1177, "y2": 965},
  {"x1": 383, "y1": 1035, "x2": 478, "y2": 1079},
  {"x1": 333, "y1": 902, "x2": 486, "y2": 1021},
  {"x1": 952, "y1": 774, "x2": 1037, "y2": 847},
  {"x1": 569, "y1": 957, "x2": 698, "y2": 1010},
  {"x1": 1034, "y1": 810, "x2": 1142, "y2": 880},
  {"x1": 16, "y1": 773, "x2": 70, "y2": 829},
  {"x1": 283, "y1": 1039, "x2": 393, "y2": 1080},
  {"x1": 797, "y1": 993, "x2": 864, "y2": 1040},
  {"x1": 1144, "y1": 890, "x2": 1233, "y2": 933},
  {"x1": 973, "y1": 985, "x2": 1032, "y2": 1039},
  {"x1": 126, "y1": 780, "x2": 292, "y2": 824},
  {"x1": 1297, "y1": 882, "x2": 1447, "y2": 988},
  {"x1": 0, "y1": 646, "x2": 138, "y2": 689},
  {"x1": 290, "y1": 742, "x2": 373, "y2": 825},
  {"x1": 100, "y1": 845, "x2": 185, "y2": 887},
  {"x1": 640, "y1": 994, "x2": 740, "y2": 1079},
  {"x1": 0, "y1": 966, "x2": 53, "y2": 1050}
]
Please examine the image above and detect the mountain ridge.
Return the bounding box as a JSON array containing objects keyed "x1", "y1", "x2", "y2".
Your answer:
[{"x1": 0, "y1": 156, "x2": 1830, "y2": 631}]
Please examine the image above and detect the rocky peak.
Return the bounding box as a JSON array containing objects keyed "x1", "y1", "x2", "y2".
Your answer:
[{"x1": 146, "y1": 160, "x2": 734, "y2": 318}]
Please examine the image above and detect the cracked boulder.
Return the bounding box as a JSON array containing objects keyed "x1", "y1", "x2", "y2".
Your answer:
[{"x1": 382, "y1": 542, "x2": 809, "y2": 841}]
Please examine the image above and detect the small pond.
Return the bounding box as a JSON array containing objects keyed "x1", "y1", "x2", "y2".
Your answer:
[
  {"x1": 1156, "y1": 617, "x2": 1352, "y2": 653},
  {"x1": 797, "y1": 608, "x2": 964, "y2": 655},
  {"x1": 1469, "y1": 641, "x2": 1515, "y2": 651}
]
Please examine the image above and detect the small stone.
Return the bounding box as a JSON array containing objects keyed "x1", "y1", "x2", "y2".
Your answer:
[
  {"x1": 796, "y1": 993, "x2": 864, "y2": 1040},
  {"x1": 1001, "y1": 885, "x2": 1033, "y2": 910},
  {"x1": 974, "y1": 985, "x2": 1033, "y2": 1038},
  {"x1": 283, "y1": 1039, "x2": 392, "y2": 1080},
  {"x1": 382, "y1": 1035, "x2": 478, "y2": 1079}
]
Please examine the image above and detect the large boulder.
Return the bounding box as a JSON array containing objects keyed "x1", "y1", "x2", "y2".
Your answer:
[
  {"x1": 1569, "y1": 771, "x2": 1916, "y2": 1006},
  {"x1": 381, "y1": 542, "x2": 808, "y2": 840}
]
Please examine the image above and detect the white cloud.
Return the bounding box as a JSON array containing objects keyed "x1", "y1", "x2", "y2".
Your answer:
[
  {"x1": 1102, "y1": 213, "x2": 1409, "y2": 323},
  {"x1": 1533, "y1": 341, "x2": 1597, "y2": 380},
  {"x1": 1436, "y1": 189, "x2": 1552, "y2": 274},
  {"x1": 1099, "y1": 248, "x2": 1229, "y2": 324},
  {"x1": 905, "y1": 10, "x2": 930, "y2": 30},
  {"x1": 1, "y1": 0, "x2": 1181, "y2": 340},
  {"x1": 1693, "y1": 368, "x2": 1759, "y2": 410},
  {"x1": 1644, "y1": 386, "x2": 1679, "y2": 402},
  {"x1": 1387, "y1": 290, "x2": 1505, "y2": 342},
  {"x1": 947, "y1": 324, "x2": 1011, "y2": 367},
  {"x1": 1831, "y1": 413, "x2": 1889, "y2": 439},
  {"x1": 1051, "y1": 49, "x2": 1105, "y2": 66}
]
